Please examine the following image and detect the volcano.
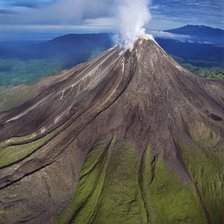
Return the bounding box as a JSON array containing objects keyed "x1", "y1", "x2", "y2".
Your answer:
[{"x1": 0, "y1": 36, "x2": 223, "y2": 224}]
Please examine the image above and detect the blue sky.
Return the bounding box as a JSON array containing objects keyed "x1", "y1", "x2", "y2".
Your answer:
[
  {"x1": 0, "y1": 0, "x2": 223, "y2": 40},
  {"x1": 150, "y1": 0, "x2": 224, "y2": 30}
]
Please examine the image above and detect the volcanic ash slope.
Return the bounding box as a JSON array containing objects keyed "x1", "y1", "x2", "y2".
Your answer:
[{"x1": 0, "y1": 37, "x2": 224, "y2": 224}]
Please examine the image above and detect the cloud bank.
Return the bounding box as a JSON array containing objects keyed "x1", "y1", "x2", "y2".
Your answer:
[{"x1": 0, "y1": 0, "x2": 151, "y2": 48}]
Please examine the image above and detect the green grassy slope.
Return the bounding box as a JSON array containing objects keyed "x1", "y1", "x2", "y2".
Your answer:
[
  {"x1": 181, "y1": 122, "x2": 224, "y2": 224},
  {"x1": 56, "y1": 136, "x2": 223, "y2": 224},
  {"x1": 0, "y1": 123, "x2": 65, "y2": 168}
]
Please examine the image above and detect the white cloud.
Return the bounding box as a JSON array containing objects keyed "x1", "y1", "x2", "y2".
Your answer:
[
  {"x1": 84, "y1": 18, "x2": 115, "y2": 28},
  {"x1": 150, "y1": 30, "x2": 191, "y2": 40},
  {"x1": 0, "y1": 0, "x2": 152, "y2": 47}
]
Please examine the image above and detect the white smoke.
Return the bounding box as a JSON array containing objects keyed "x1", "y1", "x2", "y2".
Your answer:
[
  {"x1": 1, "y1": 0, "x2": 151, "y2": 49},
  {"x1": 114, "y1": 0, "x2": 151, "y2": 49}
]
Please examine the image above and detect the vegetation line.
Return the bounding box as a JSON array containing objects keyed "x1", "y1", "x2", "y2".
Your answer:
[
  {"x1": 172, "y1": 137, "x2": 212, "y2": 224},
  {"x1": 66, "y1": 137, "x2": 115, "y2": 224},
  {"x1": 138, "y1": 150, "x2": 152, "y2": 224}
]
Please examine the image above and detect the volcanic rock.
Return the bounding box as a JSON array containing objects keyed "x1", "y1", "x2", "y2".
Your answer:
[{"x1": 0, "y1": 37, "x2": 223, "y2": 224}]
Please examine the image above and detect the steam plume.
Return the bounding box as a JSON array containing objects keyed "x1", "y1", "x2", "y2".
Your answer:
[
  {"x1": 0, "y1": 0, "x2": 151, "y2": 49},
  {"x1": 114, "y1": 0, "x2": 151, "y2": 49}
]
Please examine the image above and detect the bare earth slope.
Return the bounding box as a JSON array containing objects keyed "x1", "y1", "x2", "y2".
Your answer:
[{"x1": 0, "y1": 37, "x2": 223, "y2": 224}]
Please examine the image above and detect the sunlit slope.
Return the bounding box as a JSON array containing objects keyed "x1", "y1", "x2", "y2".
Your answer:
[{"x1": 0, "y1": 37, "x2": 223, "y2": 224}]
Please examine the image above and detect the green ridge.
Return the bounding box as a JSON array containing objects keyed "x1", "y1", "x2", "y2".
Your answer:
[
  {"x1": 57, "y1": 139, "x2": 209, "y2": 224},
  {"x1": 181, "y1": 122, "x2": 224, "y2": 223},
  {"x1": 0, "y1": 125, "x2": 64, "y2": 167},
  {"x1": 57, "y1": 137, "x2": 116, "y2": 224},
  {"x1": 142, "y1": 150, "x2": 206, "y2": 224},
  {"x1": 0, "y1": 122, "x2": 66, "y2": 149},
  {"x1": 92, "y1": 140, "x2": 147, "y2": 224},
  {"x1": 0, "y1": 132, "x2": 37, "y2": 149}
]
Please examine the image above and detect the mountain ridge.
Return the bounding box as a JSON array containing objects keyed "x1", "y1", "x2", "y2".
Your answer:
[
  {"x1": 1, "y1": 25, "x2": 223, "y2": 87},
  {"x1": 166, "y1": 24, "x2": 224, "y2": 46},
  {"x1": 167, "y1": 24, "x2": 224, "y2": 35},
  {"x1": 0, "y1": 38, "x2": 223, "y2": 224}
]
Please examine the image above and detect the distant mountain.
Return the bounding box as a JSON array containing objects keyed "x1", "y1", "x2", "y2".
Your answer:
[
  {"x1": 0, "y1": 33, "x2": 113, "y2": 62},
  {"x1": 156, "y1": 38, "x2": 224, "y2": 67},
  {"x1": 0, "y1": 29, "x2": 223, "y2": 87},
  {"x1": 1, "y1": 29, "x2": 223, "y2": 66},
  {"x1": 36, "y1": 33, "x2": 112, "y2": 56},
  {"x1": 167, "y1": 25, "x2": 224, "y2": 46},
  {"x1": 0, "y1": 34, "x2": 114, "y2": 87},
  {"x1": 35, "y1": 33, "x2": 113, "y2": 66}
]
